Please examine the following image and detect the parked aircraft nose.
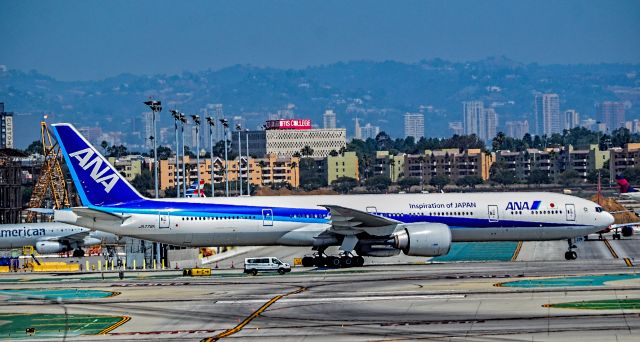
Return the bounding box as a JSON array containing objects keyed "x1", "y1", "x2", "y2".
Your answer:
[{"x1": 603, "y1": 211, "x2": 615, "y2": 226}]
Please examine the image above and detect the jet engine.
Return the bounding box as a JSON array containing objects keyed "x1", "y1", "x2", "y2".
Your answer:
[
  {"x1": 622, "y1": 226, "x2": 634, "y2": 237},
  {"x1": 35, "y1": 241, "x2": 69, "y2": 254},
  {"x1": 392, "y1": 223, "x2": 452, "y2": 256}
]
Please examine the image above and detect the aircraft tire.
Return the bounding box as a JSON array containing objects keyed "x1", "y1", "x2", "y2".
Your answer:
[
  {"x1": 341, "y1": 256, "x2": 353, "y2": 268},
  {"x1": 355, "y1": 256, "x2": 365, "y2": 267},
  {"x1": 301, "y1": 256, "x2": 314, "y2": 267},
  {"x1": 564, "y1": 251, "x2": 573, "y2": 260},
  {"x1": 314, "y1": 256, "x2": 327, "y2": 267},
  {"x1": 72, "y1": 249, "x2": 85, "y2": 258},
  {"x1": 327, "y1": 256, "x2": 340, "y2": 268}
]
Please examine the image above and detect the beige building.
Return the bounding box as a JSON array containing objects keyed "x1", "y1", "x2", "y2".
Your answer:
[
  {"x1": 609, "y1": 143, "x2": 640, "y2": 179},
  {"x1": 108, "y1": 155, "x2": 144, "y2": 181},
  {"x1": 326, "y1": 151, "x2": 359, "y2": 184},
  {"x1": 404, "y1": 148, "x2": 494, "y2": 183},
  {"x1": 265, "y1": 128, "x2": 346, "y2": 157},
  {"x1": 158, "y1": 154, "x2": 300, "y2": 191},
  {"x1": 374, "y1": 151, "x2": 405, "y2": 182}
]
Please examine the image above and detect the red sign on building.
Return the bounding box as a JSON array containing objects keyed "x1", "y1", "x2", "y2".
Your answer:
[{"x1": 265, "y1": 119, "x2": 312, "y2": 130}]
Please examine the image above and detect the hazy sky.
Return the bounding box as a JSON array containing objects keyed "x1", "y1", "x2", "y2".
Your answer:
[{"x1": 1, "y1": 0, "x2": 639, "y2": 81}]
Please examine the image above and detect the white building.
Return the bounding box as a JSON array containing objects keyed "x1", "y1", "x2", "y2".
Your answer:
[
  {"x1": 266, "y1": 128, "x2": 346, "y2": 157},
  {"x1": 404, "y1": 112, "x2": 425, "y2": 139},
  {"x1": 463, "y1": 101, "x2": 485, "y2": 139},
  {"x1": 535, "y1": 93, "x2": 561, "y2": 135},
  {"x1": 360, "y1": 123, "x2": 380, "y2": 140},
  {"x1": 564, "y1": 109, "x2": 580, "y2": 130},
  {"x1": 485, "y1": 108, "x2": 498, "y2": 141},
  {"x1": 505, "y1": 120, "x2": 530, "y2": 139},
  {"x1": 323, "y1": 110, "x2": 337, "y2": 129}
]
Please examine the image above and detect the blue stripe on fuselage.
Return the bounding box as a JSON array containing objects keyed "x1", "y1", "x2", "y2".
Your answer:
[{"x1": 94, "y1": 199, "x2": 585, "y2": 228}]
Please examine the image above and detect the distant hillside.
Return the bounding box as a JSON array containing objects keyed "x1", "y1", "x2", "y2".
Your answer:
[{"x1": 1, "y1": 58, "x2": 639, "y2": 148}]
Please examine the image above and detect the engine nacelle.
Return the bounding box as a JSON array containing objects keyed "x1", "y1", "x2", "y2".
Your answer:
[
  {"x1": 622, "y1": 226, "x2": 634, "y2": 237},
  {"x1": 35, "y1": 241, "x2": 68, "y2": 254},
  {"x1": 393, "y1": 223, "x2": 452, "y2": 257}
]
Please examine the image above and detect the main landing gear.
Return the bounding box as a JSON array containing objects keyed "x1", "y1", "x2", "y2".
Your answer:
[
  {"x1": 564, "y1": 238, "x2": 578, "y2": 260},
  {"x1": 301, "y1": 250, "x2": 365, "y2": 268}
]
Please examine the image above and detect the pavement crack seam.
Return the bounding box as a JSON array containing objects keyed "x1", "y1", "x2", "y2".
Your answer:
[{"x1": 201, "y1": 287, "x2": 306, "y2": 342}]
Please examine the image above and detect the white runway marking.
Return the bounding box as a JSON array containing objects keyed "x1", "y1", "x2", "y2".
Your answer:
[{"x1": 216, "y1": 294, "x2": 465, "y2": 304}]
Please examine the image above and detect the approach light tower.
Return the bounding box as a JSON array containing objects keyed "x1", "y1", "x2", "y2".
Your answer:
[
  {"x1": 144, "y1": 99, "x2": 162, "y2": 199},
  {"x1": 191, "y1": 114, "x2": 201, "y2": 195},
  {"x1": 170, "y1": 110, "x2": 183, "y2": 198},
  {"x1": 206, "y1": 117, "x2": 216, "y2": 197},
  {"x1": 219, "y1": 118, "x2": 230, "y2": 197}
]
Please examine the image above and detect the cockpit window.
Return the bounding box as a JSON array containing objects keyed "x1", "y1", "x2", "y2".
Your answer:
[{"x1": 595, "y1": 207, "x2": 603, "y2": 213}]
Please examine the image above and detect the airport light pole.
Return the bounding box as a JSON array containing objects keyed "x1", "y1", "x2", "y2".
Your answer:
[
  {"x1": 144, "y1": 99, "x2": 162, "y2": 269},
  {"x1": 170, "y1": 110, "x2": 182, "y2": 198},
  {"x1": 206, "y1": 117, "x2": 216, "y2": 197},
  {"x1": 245, "y1": 128, "x2": 250, "y2": 196},
  {"x1": 144, "y1": 100, "x2": 162, "y2": 199},
  {"x1": 236, "y1": 124, "x2": 243, "y2": 197},
  {"x1": 219, "y1": 118, "x2": 229, "y2": 197},
  {"x1": 191, "y1": 115, "x2": 201, "y2": 196},
  {"x1": 179, "y1": 113, "x2": 187, "y2": 197}
]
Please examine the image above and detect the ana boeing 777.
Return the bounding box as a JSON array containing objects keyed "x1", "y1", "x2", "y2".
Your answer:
[{"x1": 51, "y1": 123, "x2": 614, "y2": 266}]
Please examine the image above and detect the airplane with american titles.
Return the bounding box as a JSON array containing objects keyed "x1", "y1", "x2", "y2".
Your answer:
[{"x1": 51, "y1": 123, "x2": 615, "y2": 267}]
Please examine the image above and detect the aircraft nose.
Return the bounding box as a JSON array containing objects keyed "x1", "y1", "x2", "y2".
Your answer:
[{"x1": 604, "y1": 211, "x2": 615, "y2": 226}]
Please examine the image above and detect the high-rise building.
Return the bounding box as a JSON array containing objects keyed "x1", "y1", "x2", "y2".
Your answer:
[
  {"x1": 404, "y1": 112, "x2": 425, "y2": 139},
  {"x1": 448, "y1": 121, "x2": 464, "y2": 136},
  {"x1": 142, "y1": 111, "x2": 153, "y2": 149},
  {"x1": 354, "y1": 117, "x2": 362, "y2": 140},
  {"x1": 505, "y1": 120, "x2": 529, "y2": 139},
  {"x1": 323, "y1": 110, "x2": 337, "y2": 129},
  {"x1": 0, "y1": 103, "x2": 13, "y2": 149},
  {"x1": 360, "y1": 123, "x2": 380, "y2": 140},
  {"x1": 485, "y1": 108, "x2": 498, "y2": 140},
  {"x1": 597, "y1": 101, "x2": 626, "y2": 132},
  {"x1": 564, "y1": 109, "x2": 580, "y2": 130},
  {"x1": 534, "y1": 93, "x2": 561, "y2": 136},
  {"x1": 463, "y1": 101, "x2": 485, "y2": 139}
]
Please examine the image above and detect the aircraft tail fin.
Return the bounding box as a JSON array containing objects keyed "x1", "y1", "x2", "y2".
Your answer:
[
  {"x1": 51, "y1": 123, "x2": 145, "y2": 206},
  {"x1": 615, "y1": 174, "x2": 638, "y2": 194}
]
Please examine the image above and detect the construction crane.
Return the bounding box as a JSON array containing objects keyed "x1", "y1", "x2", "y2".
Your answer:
[{"x1": 25, "y1": 119, "x2": 72, "y2": 222}]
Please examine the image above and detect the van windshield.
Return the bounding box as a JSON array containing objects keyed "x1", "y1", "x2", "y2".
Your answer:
[{"x1": 273, "y1": 259, "x2": 282, "y2": 265}]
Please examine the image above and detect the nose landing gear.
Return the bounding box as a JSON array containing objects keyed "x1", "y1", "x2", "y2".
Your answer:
[{"x1": 564, "y1": 239, "x2": 578, "y2": 260}]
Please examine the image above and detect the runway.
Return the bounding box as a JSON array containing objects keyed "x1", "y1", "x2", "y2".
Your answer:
[{"x1": 0, "y1": 235, "x2": 638, "y2": 341}]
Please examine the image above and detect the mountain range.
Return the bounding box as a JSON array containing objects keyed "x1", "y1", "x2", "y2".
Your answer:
[{"x1": 1, "y1": 57, "x2": 639, "y2": 148}]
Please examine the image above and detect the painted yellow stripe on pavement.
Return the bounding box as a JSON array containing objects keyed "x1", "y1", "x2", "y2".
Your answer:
[
  {"x1": 98, "y1": 316, "x2": 131, "y2": 335},
  {"x1": 202, "y1": 287, "x2": 306, "y2": 342},
  {"x1": 624, "y1": 258, "x2": 633, "y2": 267},
  {"x1": 511, "y1": 241, "x2": 523, "y2": 261},
  {"x1": 603, "y1": 238, "x2": 619, "y2": 259}
]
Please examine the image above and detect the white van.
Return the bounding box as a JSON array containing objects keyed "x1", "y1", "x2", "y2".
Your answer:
[{"x1": 244, "y1": 257, "x2": 291, "y2": 276}]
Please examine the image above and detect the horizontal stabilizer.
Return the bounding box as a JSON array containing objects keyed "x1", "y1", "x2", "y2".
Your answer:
[{"x1": 72, "y1": 207, "x2": 130, "y2": 221}]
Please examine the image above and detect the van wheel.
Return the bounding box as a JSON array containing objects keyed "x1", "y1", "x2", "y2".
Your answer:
[
  {"x1": 251, "y1": 269, "x2": 258, "y2": 276},
  {"x1": 278, "y1": 268, "x2": 285, "y2": 275}
]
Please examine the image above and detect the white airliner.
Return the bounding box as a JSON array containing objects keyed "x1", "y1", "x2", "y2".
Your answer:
[
  {"x1": 0, "y1": 222, "x2": 118, "y2": 257},
  {"x1": 51, "y1": 123, "x2": 614, "y2": 266}
]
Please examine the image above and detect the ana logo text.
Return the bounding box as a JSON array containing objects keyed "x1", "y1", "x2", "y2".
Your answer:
[
  {"x1": 506, "y1": 200, "x2": 541, "y2": 211},
  {"x1": 69, "y1": 148, "x2": 118, "y2": 193}
]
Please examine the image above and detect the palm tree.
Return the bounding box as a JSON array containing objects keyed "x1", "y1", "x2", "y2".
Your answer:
[
  {"x1": 289, "y1": 161, "x2": 298, "y2": 188},
  {"x1": 301, "y1": 145, "x2": 314, "y2": 158}
]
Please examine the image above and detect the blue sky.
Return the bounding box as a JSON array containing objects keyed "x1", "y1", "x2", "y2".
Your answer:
[{"x1": 1, "y1": 0, "x2": 639, "y2": 81}]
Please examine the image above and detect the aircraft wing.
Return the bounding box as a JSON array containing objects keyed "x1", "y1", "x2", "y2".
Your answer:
[
  {"x1": 320, "y1": 204, "x2": 399, "y2": 237},
  {"x1": 611, "y1": 222, "x2": 640, "y2": 229}
]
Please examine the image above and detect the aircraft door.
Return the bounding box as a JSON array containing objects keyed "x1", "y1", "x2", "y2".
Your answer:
[
  {"x1": 366, "y1": 206, "x2": 377, "y2": 214},
  {"x1": 565, "y1": 203, "x2": 576, "y2": 221},
  {"x1": 488, "y1": 205, "x2": 499, "y2": 222},
  {"x1": 159, "y1": 212, "x2": 170, "y2": 229},
  {"x1": 262, "y1": 209, "x2": 273, "y2": 226}
]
